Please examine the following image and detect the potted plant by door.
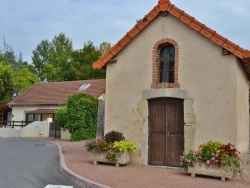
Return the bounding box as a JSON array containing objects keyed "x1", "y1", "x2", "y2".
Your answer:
[
  {"x1": 85, "y1": 130, "x2": 136, "y2": 166},
  {"x1": 180, "y1": 140, "x2": 243, "y2": 181}
]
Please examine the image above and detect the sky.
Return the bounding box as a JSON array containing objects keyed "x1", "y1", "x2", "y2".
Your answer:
[{"x1": 0, "y1": 0, "x2": 249, "y2": 63}]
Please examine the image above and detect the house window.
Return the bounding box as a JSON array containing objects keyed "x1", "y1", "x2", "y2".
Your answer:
[
  {"x1": 160, "y1": 45, "x2": 175, "y2": 83},
  {"x1": 26, "y1": 114, "x2": 40, "y2": 122},
  {"x1": 152, "y1": 39, "x2": 179, "y2": 88}
]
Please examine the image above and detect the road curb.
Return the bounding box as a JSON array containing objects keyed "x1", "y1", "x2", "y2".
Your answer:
[{"x1": 55, "y1": 143, "x2": 110, "y2": 188}]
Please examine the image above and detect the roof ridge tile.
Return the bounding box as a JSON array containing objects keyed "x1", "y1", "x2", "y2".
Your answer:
[{"x1": 93, "y1": 0, "x2": 250, "y2": 71}]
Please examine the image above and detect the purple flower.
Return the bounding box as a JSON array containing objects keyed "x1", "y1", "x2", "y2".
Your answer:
[
  {"x1": 180, "y1": 156, "x2": 184, "y2": 160},
  {"x1": 206, "y1": 160, "x2": 210, "y2": 165}
]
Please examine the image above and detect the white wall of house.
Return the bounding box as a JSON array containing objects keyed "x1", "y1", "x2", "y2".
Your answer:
[
  {"x1": 104, "y1": 14, "x2": 249, "y2": 164},
  {"x1": 7, "y1": 111, "x2": 11, "y2": 121},
  {"x1": 10, "y1": 105, "x2": 62, "y2": 122}
]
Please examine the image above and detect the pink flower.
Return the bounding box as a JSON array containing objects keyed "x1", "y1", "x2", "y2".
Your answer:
[{"x1": 206, "y1": 160, "x2": 210, "y2": 165}]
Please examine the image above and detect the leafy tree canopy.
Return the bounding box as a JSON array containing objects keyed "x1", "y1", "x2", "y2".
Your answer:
[
  {"x1": 0, "y1": 62, "x2": 15, "y2": 104},
  {"x1": 0, "y1": 38, "x2": 39, "y2": 104},
  {"x1": 13, "y1": 68, "x2": 39, "y2": 97},
  {"x1": 0, "y1": 34, "x2": 111, "y2": 104},
  {"x1": 32, "y1": 33, "x2": 110, "y2": 82}
]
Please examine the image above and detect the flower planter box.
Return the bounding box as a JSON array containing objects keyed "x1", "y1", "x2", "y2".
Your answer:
[
  {"x1": 187, "y1": 163, "x2": 233, "y2": 181},
  {"x1": 89, "y1": 151, "x2": 130, "y2": 167}
]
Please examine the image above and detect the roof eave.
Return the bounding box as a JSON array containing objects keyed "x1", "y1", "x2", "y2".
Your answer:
[
  {"x1": 93, "y1": 0, "x2": 250, "y2": 71},
  {"x1": 93, "y1": 5, "x2": 161, "y2": 70},
  {"x1": 8, "y1": 102, "x2": 66, "y2": 107}
]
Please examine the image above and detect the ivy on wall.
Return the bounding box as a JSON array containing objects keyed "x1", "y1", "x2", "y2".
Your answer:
[{"x1": 57, "y1": 93, "x2": 98, "y2": 141}]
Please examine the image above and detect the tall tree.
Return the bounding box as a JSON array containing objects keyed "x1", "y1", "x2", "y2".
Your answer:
[
  {"x1": 99, "y1": 42, "x2": 111, "y2": 55},
  {"x1": 13, "y1": 68, "x2": 39, "y2": 97},
  {"x1": 71, "y1": 41, "x2": 106, "y2": 80},
  {"x1": 82, "y1": 41, "x2": 106, "y2": 79},
  {"x1": 49, "y1": 32, "x2": 73, "y2": 81},
  {"x1": 0, "y1": 37, "x2": 24, "y2": 70},
  {"x1": 32, "y1": 33, "x2": 108, "y2": 82},
  {"x1": 0, "y1": 62, "x2": 15, "y2": 104},
  {"x1": 32, "y1": 33, "x2": 73, "y2": 82},
  {"x1": 32, "y1": 40, "x2": 51, "y2": 81}
]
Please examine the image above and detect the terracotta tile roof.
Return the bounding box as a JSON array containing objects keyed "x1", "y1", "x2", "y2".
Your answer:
[
  {"x1": 28, "y1": 109, "x2": 58, "y2": 114},
  {"x1": 93, "y1": 0, "x2": 250, "y2": 75},
  {"x1": 8, "y1": 79, "x2": 106, "y2": 106}
]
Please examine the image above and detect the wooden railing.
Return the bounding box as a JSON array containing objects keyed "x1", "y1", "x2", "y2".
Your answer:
[{"x1": 0, "y1": 121, "x2": 34, "y2": 128}]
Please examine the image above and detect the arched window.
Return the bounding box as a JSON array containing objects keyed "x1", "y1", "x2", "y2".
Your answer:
[
  {"x1": 159, "y1": 45, "x2": 175, "y2": 83},
  {"x1": 151, "y1": 39, "x2": 179, "y2": 88}
]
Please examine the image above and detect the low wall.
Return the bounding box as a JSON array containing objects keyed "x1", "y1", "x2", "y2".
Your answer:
[
  {"x1": 0, "y1": 128, "x2": 21, "y2": 137},
  {"x1": 61, "y1": 129, "x2": 71, "y2": 140},
  {"x1": 0, "y1": 119, "x2": 51, "y2": 138}
]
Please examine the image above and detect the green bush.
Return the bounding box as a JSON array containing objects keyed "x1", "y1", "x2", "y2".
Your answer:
[{"x1": 57, "y1": 93, "x2": 98, "y2": 141}]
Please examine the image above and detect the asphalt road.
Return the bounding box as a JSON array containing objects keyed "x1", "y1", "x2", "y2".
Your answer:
[{"x1": 0, "y1": 138, "x2": 79, "y2": 188}]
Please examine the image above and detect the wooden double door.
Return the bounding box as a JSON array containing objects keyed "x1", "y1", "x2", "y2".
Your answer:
[{"x1": 149, "y1": 98, "x2": 184, "y2": 166}]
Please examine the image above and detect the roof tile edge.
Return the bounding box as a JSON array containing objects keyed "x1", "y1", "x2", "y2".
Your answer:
[{"x1": 93, "y1": 0, "x2": 250, "y2": 70}]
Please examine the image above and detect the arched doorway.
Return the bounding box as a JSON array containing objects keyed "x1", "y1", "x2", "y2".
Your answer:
[{"x1": 148, "y1": 98, "x2": 184, "y2": 166}]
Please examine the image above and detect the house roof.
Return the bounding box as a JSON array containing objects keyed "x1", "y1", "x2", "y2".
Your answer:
[
  {"x1": 28, "y1": 109, "x2": 58, "y2": 114},
  {"x1": 93, "y1": 0, "x2": 250, "y2": 75},
  {"x1": 8, "y1": 79, "x2": 106, "y2": 106}
]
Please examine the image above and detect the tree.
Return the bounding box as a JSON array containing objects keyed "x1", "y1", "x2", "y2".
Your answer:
[
  {"x1": 71, "y1": 41, "x2": 106, "y2": 80},
  {"x1": 0, "y1": 62, "x2": 15, "y2": 104},
  {"x1": 32, "y1": 33, "x2": 108, "y2": 81},
  {"x1": 0, "y1": 37, "x2": 24, "y2": 71},
  {"x1": 32, "y1": 33, "x2": 74, "y2": 82},
  {"x1": 99, "y1": 42, "x2": 111, "y2": 55},
  {"x1": 13, "y1": 68, "x2": 39, "y2": 97},
  {"x1": 32, "y1": 40, "x2": 51, "y2": 81}
]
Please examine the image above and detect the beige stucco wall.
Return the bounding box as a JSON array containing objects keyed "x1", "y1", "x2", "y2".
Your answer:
[
  {"x1": 105, "y1": 14, "x2": 249, "y2": 164},
  {"x1": 236, "y1": 61, "x2": 249, "y2": 163},
  {"x1": 61, "y1": 128, "x2": 71, "y2": 140}
]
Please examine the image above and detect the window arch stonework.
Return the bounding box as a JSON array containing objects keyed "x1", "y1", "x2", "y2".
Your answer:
[{"x1": 151, "y1": 38, "x2": 180, "y2": 88}]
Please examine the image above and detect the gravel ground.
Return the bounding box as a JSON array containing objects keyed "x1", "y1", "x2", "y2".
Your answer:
[{"x1": 50, "y1": 139, "x2": 250, "y2": 188}]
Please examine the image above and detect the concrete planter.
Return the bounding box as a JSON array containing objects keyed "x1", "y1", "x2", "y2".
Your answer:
[
  {"x1": 187, "y1": 163, "x2": 233, "y2": 181},
  {"x1": 89, "y1": 151, "x2": 130, "y2": 167}
]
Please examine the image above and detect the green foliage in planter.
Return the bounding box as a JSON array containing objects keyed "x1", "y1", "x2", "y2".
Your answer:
[
  {"x1": 113, "y1": 140, "x2": 137, "y2": 153},
  {"x1": 57, "y1": 93, "x2": 98, "y2": 141},
  {"x1": 105, "y1": 140, "x2": 137, "y2": 162},
  {"x1": 180, "y1": 140, "x2": 243, "y2": 177},
  {"x1": 85, "y1": 131, "x2": 137, "y2": 162},
  {"x1": 85, "y1": 139, "x2": 110, "y2": 152},
  {"x1": 198, "y1": 141, "x2": 223, "y2": 162}
]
